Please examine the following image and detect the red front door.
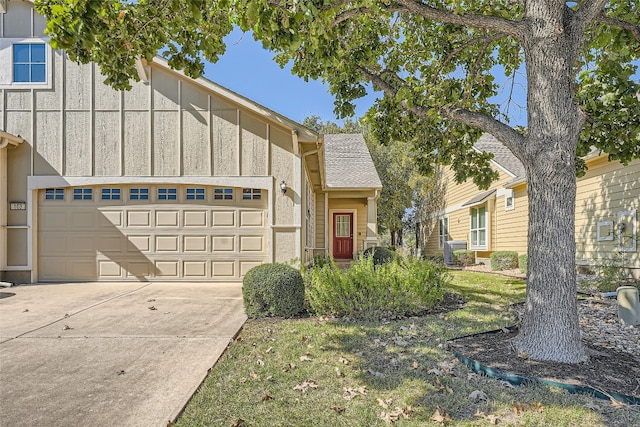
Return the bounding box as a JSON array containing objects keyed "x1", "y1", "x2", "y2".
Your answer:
[{"x1": 333, "y1": 213, "x2": 353, "y2": 259}]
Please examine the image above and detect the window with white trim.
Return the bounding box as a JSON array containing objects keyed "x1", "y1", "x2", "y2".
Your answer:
[
  {"x1": 73, "y1": 188, "x2": 93, "y2": 200},
  {"x1": 44, "y1": 188, "x2": 64, "y2": 200},
  {"x1": 470, "y1": 206, "x2": 487, "y2": 249},
  {"x1": 214, "y1": 188, "x2": 233, "y2": 200},
  {"x1": 130, "y1": 188, "x2": 149, "y2": 200},
  {"x1": 158, "y1": 188, "x2": 177, "y2": 200},
  {"x1": 438, "y1": 217, "x2": 449, "y2": 249},
  {"x1": 101, "y1": 188, "x2": 121, "y2": 200},
  {"x1": 13, "y1": 43, "x2": 46, "y2": 83},
  {"x1": 186, "y1": 187, "x2": 205, "y2": 200},
  {"x1": 242, "y1": 188, "x2": 262, "y2": 200},
  {"x1": 505, "y1": 189, "x2": 515, "y2": 211}
]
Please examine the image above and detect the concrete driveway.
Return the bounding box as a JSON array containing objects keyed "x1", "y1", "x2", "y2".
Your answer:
[{"x1": 0, "y1": 282, "x2": 247, "y2": 427}]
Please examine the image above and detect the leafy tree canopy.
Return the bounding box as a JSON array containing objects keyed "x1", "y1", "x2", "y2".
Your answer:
[{"x1": 36, "y1": 0, "x2": 640, "y2": 189}]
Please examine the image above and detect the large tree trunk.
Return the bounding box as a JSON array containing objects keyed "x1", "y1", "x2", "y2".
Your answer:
[{"x1": 513, "y1": 2, "x2": 588, "y2": 362}]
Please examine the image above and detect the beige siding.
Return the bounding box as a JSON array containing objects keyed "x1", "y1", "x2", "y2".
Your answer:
[
  {"x1": 316, "y1": 193, "x2": 326, "y2": 249},
  {"x1": 494, "y1": 183, "x2": 528, "y2": 254}
]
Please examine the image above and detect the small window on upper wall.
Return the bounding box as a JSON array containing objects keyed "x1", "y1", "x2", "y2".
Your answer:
[
  {"x1": 45, "y1": 188, "x2": 64, "y2": 200},
  {"x1": 73, "y1": 188, "x2": 93, "y2": 200},
  {"x1": 214, "y1": 188, "x2": 233, "y2": 200},
  {"x1": 242, "y1": 188, "x2": 262, "y2": 200},
  {"x1": 505, "y1": 189, "x2": 515, "y2": 211},
  {"x1": 186, "y1": 188, "x2": 205, "y2": 200},
  {"x1": 13, "y1": 43, "x2": 46, "y2": 83},
  {"x1": 130, "y1": 188, "x2": 149, "y2": 200},
  {"x1": 158, "y1": 188, "x2": 177, "y2": 200},
  {"x1": 101, "y1": 188, "x2": 121, "y2": 200}
]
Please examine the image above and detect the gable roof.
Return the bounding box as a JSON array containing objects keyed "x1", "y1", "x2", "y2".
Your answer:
[
  {"x1": 323, "y1": 134, "x2": 382, "y2": 189},
  {"x1": 473, "y1": 133, "x2": 525, "y2": 179}
]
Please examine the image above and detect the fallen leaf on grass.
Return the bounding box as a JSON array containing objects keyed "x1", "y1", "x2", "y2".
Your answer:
[
  {"x1": 431, "y1": 406, "x2": 452, "y2": 424},
  {"x1": 411, "y1": 361, "x2": 419, "y2": 370},
  {"x1": 230, "y1": 419, "x2": 245, "y2": 427},
  {"x1": 467, "y1": 373, "x2": 478, "y2": 381},
  {"x1": 299, "y1": 355, "x2": 313, "y2": 362},
  {"x1": 513, "y1": 402, "x2": 544, "y2": 414},
  {"x1": 380, "y1": 406, "x2": 413, "y2": 423},
  {"x1": 610, "y1": 398, "x2": 626, "y2": 408},
  {"x1": 261, "y1": 395, "x2": 274, "y2": 402},
  {"x1": 377, "y1": 397, "x2": 392, "y2": 409},
  {"x1": 293, "y1": 379, "x2": 318, "y2": 392},
  {"x1": 266, "y1": 347, "x2": 273, "y2": 353},
  {"x1": 427, "y1": 368, "x2": 442, "y2": 376},
  {"x1": 518, "y1": 351, "x2": 528, "y2": 360},
  {"x1": 335, "y1": 367, "x2": 345, "y2": 378},
  {"x1": 282, "y1": 363, "x2": 296, "y2": 372},
  {"x1": 250, "y1": 372, "x2": 260, "y2": 380},
  {"x1": 367, "y1": 369, "x2": 385, "y2": 378},
  {"x1": 339, "y1": 356, "x2": 350, "y2": 365},
  {"x1": 331, "y1": 405, "x2": 345, "y2": 414},
  {"x1": 469, "y1": 390, "x2": 488, "y2": 402},
  {"x1": 487, "y1": 414, "x2": 500, "y2": 425},
  {"x1": 433, "y1": 376, "x2": 453, "y2": 394},
  {"x1": 256, "y1": 359, "x2": 265, "y2": 366},
  {"x1": 342, "y1": 386, "x2": 367, "y2": 400}
]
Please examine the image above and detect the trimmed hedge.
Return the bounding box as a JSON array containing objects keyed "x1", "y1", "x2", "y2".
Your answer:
[
  {"x1": 242, "y1": 263, "x2": 305, "y2": 318},
  {"x1": 362, "y1": 246, "x2": 396, "y2": 266},
  {"x1": 453, "y1": 250, "x2": 475, "y2": 266},
  {"x1": 518, "y1": 254, "x2": 528, "y2": 274},
  {"x1": 490, "y1": 251, "x2": 519, "y2": 271}
]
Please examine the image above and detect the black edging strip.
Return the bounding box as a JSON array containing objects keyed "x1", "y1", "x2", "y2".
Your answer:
[{"x1": 447, "y1": 328, "x2": 640, "y2": 406}]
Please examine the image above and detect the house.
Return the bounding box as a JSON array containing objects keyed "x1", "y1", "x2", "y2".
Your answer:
[
  {"x1": 0, "y1": 0, "x2": 381, "y2": 283},
  {"x1": 420, "y1": 133, "x2": 640, "y2": 278}
]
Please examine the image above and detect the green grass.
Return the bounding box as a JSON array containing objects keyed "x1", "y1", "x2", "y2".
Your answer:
[{"x1": 176, "y1": 271, "x2": 640, "y2": 427}]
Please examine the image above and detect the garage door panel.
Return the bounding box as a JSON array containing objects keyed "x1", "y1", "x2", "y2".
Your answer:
[
  {"x1": 69, "y1": 236, "x2": 95, "y2": 253},
  {"x1": 240, "y1": 236, "x2": 264, "y2": 252},
  {"x1": 40, "y1": 235, "x2": 68, "y2": 255},
  {"x1": 128, "y1": 211, "x2": 151, "y2": 227},
  {"x1": 98, "y1": 260, "x2": 123, "y2": 278},
  {"x1": 127, "y1": 261, "x2": 153, "y2": 278},
  {"x1": 156, "y1": 210, "x2": 179, "y2": 227},
  {"x1": 240, "y1": 210, "x2": 264, "y2": 227},
  {"x1": 212, "y1": 236, "x2": 235, "y2": 252},
  {"x1": 212, "y1": 261, "x2": 235, "y2": 277},
  {"x1": 41, "y1": 211, "x2": 67, "y2": 228},
  {"x1": 156, "y1": 261, "x2": 179, "y2": 277},
  {"x1": 183, "y1": 261, "x2": 207, "y2": 278},
  {"x1": 212, "y1": 211, "x2": 235, "y2": 227},
  {"x1": 240, "y1": 261, "x2": 263, "y2": 276},
  {"x1": 156, "y1": 236, "x2": 179, "y2": 252},
  {"x1": 69, "y1": 259, "x2": 97, "y2": 279},
  {"x1": 184, "y1": 210, "x2": 207, "y2": 227},
  {"x1": 71, "y1": 211, "x2": 97, "y2": 228},
  {"x1": 100, "y1": 210, "x2": 123, "y2": 227},
  {"x1": 98, "y1": 236, "x2": 125, "y2": 253},
  {"x1": 184, "y1": 235, "x2": 207, "y2": 252},
  {"x1": 128, "y1": 235, "x2": 151, "y2": 252}
]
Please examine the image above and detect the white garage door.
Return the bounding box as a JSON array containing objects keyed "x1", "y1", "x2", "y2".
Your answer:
[{"x1": 38, "y1": 185, "x2": 269, "y2": 282}]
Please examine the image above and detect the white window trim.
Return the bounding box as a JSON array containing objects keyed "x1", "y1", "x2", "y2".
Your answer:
[
  {"x1": 469, "y1": 206, "x2": 488, "y2": 251},
  {"x1": 504, "y1": 189, "x2": 515, "y2": 211},
  {"x1": 438, "y1": 216, "x2": 449, "y2": 249},
  {"x1": 0, "y1": 38, "x2": 53, "y2": 89}
]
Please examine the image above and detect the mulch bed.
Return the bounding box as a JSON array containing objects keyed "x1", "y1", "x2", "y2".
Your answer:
[{"x1": 448, "y1": 328, "x2": 640, "y2": 400}]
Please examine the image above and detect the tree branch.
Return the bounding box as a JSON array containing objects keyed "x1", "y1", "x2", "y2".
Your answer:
[
  {"x1": 435, "y1": 33, "x2": 504, "y2": 81},
  {"x1": 333, "y1": 7, "x2": 371, "y2": 26},
  {"x1": 574, "y1": 0, "x2": 609, "y2": 27},
  {"x1": 394, "y1": 0, "x2": 525, "y2": 39},
  {"x1": 358, "y1": 65, "x2": 526, "y2": 155},
  {"x1": 596, "y1": 14, "x2": 640, "y2": 43}
]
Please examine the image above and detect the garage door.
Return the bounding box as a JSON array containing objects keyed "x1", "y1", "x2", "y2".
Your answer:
[{"x1": 38, "y1": 185, "x2": 269, "y2": 282}]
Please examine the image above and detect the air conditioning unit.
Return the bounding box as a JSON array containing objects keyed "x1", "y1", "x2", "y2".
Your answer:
[{"x1": 444, "y1": 240, "x2": 467, "y2": 265}]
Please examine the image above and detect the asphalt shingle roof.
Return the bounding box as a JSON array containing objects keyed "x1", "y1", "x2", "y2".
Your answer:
[
  {"x1": 324, "y1": 134, "x2": 382, "y2": 189},
  {"x1": 473, "y1": 133, "x2": 525, "y2": 179}
]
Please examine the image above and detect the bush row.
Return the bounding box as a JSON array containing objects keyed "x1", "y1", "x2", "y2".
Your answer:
[{"x1": 242, "y1": 249, "x2": 449, "y2": 320}]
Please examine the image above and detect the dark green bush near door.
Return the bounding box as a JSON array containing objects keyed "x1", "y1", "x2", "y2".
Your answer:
[
  {"x1": 490, "y1": 251, "x2": 519, "y2": 271},
  {"x1": 242, "y1": 263, "x2": 305, "y2": 318},
  {"x1": 361, "y1": 246, "x2": 395, "y2": 265}
]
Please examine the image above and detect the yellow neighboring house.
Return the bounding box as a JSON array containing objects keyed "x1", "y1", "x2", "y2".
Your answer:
[{"x1": 420, "y1": 133, "x2": 640, "y2": 278}]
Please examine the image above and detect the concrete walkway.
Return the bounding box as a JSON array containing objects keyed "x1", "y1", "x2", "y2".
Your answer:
[{"x1": 0, "y1": 282, "x2": 247, "y2": 427}]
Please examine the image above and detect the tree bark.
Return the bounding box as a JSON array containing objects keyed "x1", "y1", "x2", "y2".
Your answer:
[{"x1": 513, "y1": 1, "x2": 588, "y2": 362}]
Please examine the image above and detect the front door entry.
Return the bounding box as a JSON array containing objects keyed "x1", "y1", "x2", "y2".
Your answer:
[{"x1": 333, "y1": 213, "x2": 353, "y2": 259}]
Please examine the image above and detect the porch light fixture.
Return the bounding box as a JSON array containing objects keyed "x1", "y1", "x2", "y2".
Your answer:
[{"x1": 280, "y1": 180, "x2": 288, "y2": 195}]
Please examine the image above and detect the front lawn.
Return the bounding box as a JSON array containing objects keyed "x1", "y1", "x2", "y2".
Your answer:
[{"x1": 176, "y1": 271, "x2": 639, "y2": 427}]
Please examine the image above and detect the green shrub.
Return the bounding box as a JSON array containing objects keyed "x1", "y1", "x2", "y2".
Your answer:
[
  {"x1": 306, "y1": 256, "x2": 448, "y2": 320},
  {"x1": 362, "y1": 246, "x2": 396, "y2": 265},
  {"x1": 453, "y1": 250, "x2": 475, "y2": 266},
  {"x1": 242, "y1": 263, "x2": 305, "y2": 318},
  {"x1": 490, "y1": 251, "x2": 519, "y2": 271},
  {"x1": 518, "y1": 254, "x2": 528, "y2": 274}
]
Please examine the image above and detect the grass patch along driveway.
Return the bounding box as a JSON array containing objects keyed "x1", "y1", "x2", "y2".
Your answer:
[{"x1": 176, "y1": 271, "x2": 639, "y2": 427}]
